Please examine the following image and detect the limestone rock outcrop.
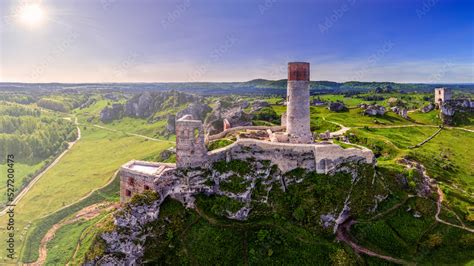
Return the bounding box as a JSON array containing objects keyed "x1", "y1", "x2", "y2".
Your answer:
[
  {"x1": 176, "y1": 102, "x2": 211, "y2": 121},
  {"x1": 99, "y1": 91, "x2": 210, "y2": 123},
  {"x1": 421, "y1": 103, "x2": 435, "y2": 113},
  {"x1": 100, "y1": 103, "x2": 124, "y2": 123},
  {"x1": 204, "y1": 101, "x2": 253, "y2": 135},
  {"x1": 251, "y1": 100, "x2": 270, "y2": 111},
  {"x1": 362, "y1": 104, "x2": 386, "y2": 116},
  {"x1": 327, "y1": 101, "x2": 347, "y2": 112}
]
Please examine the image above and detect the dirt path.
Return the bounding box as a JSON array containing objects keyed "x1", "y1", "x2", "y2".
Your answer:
[
  {"x1": 435, "y1": 186, "x2": 474, "y2": 233},
  {"x1": 402, "y1": 160, "x2": 473, "y2": 233},
  {"x1": 92, "y1": 124, "x2": 174, "y2": 144},
  {"x1": 0, "y1": 118, "x2": 81, "y2": 216},
  {"x1": 322, "y1": 118, "x2": 351, "y2": 137},
  {"x1": 26, "y1": 202, "x2": 118, "y2": 266},
  {"x1": 336, "y1": 220, "x2": 412, "y2": 265}
]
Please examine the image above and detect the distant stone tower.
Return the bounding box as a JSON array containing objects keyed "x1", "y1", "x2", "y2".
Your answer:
[
  {"x1": 434, "y1": 87, "x2": 452, "y2": 107},
  {"x1": 175, "y1": 115, "x2": 208, "y2": 168},
  {"x1": 286, "y1": 62, "x2": 313, "y2": 143}
]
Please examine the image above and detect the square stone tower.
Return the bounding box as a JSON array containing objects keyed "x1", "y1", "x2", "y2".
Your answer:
[
  {"x1": 175, "y1": 115, "x2": 208, "y2": 168},
  {"x1": 286, "y1": 62, "x2": 313, "y2": 143},
  {"x1": 434, "y1": 87, "x2": 452, "y2": 107}
]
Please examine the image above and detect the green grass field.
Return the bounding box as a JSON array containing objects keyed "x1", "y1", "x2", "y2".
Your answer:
[
  {"x1": 74, "y1": 98, "x2": 175, "y2": 140},
  {"x1": 1, "y1": 91, "x2": 472, "y2": 264},
  {"x1": 0, "y1": 124, "x2": 173, "y2": 263},
  {"x1": 45, "y1": 211, "x2": 112, "y2": 265},
  {"x1": 0, "y1": 162, "x2": 44, "y2": 206}
]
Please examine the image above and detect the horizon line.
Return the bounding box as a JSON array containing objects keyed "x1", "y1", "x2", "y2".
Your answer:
[{"x1": 1, "y1": 80, "x2": 473, "y2": 85}]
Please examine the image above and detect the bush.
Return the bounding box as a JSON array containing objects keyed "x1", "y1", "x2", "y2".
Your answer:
[
  {"x1": 207, "y1": 139, "x2": 234, "y2": 151},
  {"x1": 253, "y1": 107, "x2": 280, "y2": 124},
  {"x1": 129, "y1": 190, "x2": 160, "y2": 206},
  {"x1": 220, "y1": 175, "x2": 249, "y2": 194}
]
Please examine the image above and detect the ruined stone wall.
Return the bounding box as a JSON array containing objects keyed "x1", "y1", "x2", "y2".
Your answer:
[
  {"x1": 286, "y1": 62, "x2": 312, "y2": 144},
  {"x1": 207, "y1": 125, "x2": 285, "y2": 142},
  {"x1": 175, "y1": 116, "x2": 208, "y2": 168},
  {"x1": 119, "y1": 168, "x2": 156, "y2": 202},
  {"x1": 208, "y1": 139, "x2": 374, "y2": 174},
  {"x1": 435, "y1": 88, "x2": 452, "y2": 106}
]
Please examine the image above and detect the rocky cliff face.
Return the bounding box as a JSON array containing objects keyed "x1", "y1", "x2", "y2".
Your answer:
[
  {"x1": 421, "y1": 103, "x2": 435, "y2": 113},
  {"x1": 100, "y1": 103, "x2": 124, "y2": 123},
  {"x1": 440, "y1": 99, "x2": 473, "y2": 125},
  {"x1": 86, "y1": 192, "x2": 161, "y2": 265},
  {"x1": 360, "y1": 104, "x2": 386, "y2": 116},
  {"x1": 99, "y1": 91, "x2": 210, "y2": 124},
  {"x1": 328, "y1": 101, "x2": 347, "y2": 112},
  {"x1": 88, "y1": 157, "x2": 386, "y2": 264},
  {"x1": 204, "y1": 100, "x2": 253, "y2": 135}
]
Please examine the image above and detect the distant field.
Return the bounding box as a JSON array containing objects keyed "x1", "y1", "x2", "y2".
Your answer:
[
  {"x1": 315, "y1": 107, "x2": 413, "y2": 127},
  {"x1": 0, "y1": 125, "x2": 173, "y2": 262},
  {"x1": 74, "y1": 98, "x2": 176, "y2": 140}
]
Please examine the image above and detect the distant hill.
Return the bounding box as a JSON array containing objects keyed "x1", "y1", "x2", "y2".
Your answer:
[
  {"x1": 243, "y1": 79, "x2": 474, "y2": 92},
  {"x1": 1, "y1": 80, "x2": 473, "y2": 95}
]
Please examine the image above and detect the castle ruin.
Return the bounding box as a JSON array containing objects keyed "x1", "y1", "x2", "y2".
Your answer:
[
  {"x1": 286, "y1": 62, "x2": 313, "y2": 143},
  {"x1": 119, "y1": 62, "x2": 375, "y2": 204},
  {"x1": 434, "y1": 87, "x2": 452, "y2": 107}
]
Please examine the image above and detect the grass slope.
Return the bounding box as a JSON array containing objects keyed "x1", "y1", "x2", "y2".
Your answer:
[{"x1": 0, "y1": 125, "x2": 172, "y2": 263}]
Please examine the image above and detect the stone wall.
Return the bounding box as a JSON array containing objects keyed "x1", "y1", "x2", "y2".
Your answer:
[
  {"x1": 208, "y1": 139, "x2": 374, "y2": 174},
  {"x1": 119, "y1": 163, "x2": 156, "y2": 203},
  {"x1": 175, "y1": 115, "x2": 208, "y2": 168},
  {"x1": 207, "y1": 125, "x2": 285, "y2": 142},
  {"x1": 434, "y1": 88, "x2": 452, "y2": 106},
  {"x1": 120, "y1": 161, "x2": 178, "y2": 202}
]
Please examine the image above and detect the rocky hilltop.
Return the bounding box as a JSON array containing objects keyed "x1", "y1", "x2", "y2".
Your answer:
[
  {"x1": 86, "y1": 157, "x2": 382, "y2": 265},
  {"x1": 440, "y1": 99, "x2": 473, "y2": 125},
  {"x1": 99, "y1": 91, "x2": 210, "y2": 123}
]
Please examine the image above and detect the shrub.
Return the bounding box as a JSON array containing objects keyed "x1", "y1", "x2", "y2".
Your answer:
[{"x1": 220, "y1": 175, "x2": 249, "y2": 194}]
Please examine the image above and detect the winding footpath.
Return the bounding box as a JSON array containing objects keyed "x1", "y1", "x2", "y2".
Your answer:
[
  {"x1": 26, "y1": 202, "x2": 118, "y2": 266},
  {"x1": 435, "y1": 186, "x2": 474, "y2": 233},
  {"x1": 0, "y1": 118, "x2": 81, "y2": 216},
  {"x1": 336, "y1": 220, "x2": 412, "y2": 265},
  {"x1": 335, "y1": 160, "x2": 474, "y2": 264}
]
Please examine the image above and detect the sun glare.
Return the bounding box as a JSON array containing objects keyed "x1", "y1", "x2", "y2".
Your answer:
[{"x1": 18, "y1": 3, "x2": 45, "y2": 27}]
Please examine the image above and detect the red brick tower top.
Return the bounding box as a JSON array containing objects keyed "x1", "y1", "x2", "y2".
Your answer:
[{"x1": 288, "y1": 62, "x2": 310, "y2": 81}]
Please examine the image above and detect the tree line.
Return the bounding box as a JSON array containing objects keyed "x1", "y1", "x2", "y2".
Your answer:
[{"x1": 0, "y1": 115, "x2": 77, "y2": 164}]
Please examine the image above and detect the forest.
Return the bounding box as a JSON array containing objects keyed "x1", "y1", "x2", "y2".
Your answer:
[{"x1": 0, "y1": 103, "x2": 77, "y2": 164}]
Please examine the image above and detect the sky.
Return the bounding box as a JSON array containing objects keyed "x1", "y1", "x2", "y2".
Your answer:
[{"x1": 0, "y1": 0, "x2": 473, "y2": 83}]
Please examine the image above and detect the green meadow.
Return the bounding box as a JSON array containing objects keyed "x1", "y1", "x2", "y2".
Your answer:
[
  {"x1": 0, "y1": 124, "x2": 173, "y2": 262},
  {"x1": 0, "y1": 162, "x2": 44, "y2": 206}
]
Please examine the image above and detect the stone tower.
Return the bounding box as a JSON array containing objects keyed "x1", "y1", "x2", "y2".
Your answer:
[
  {"x1": 286, "y1": 62, "x2": 313, "y2": 143},
  {"x1": 434, "y1": 87, "x2": 452, "y2": 107},
  {"x1": 175, "y1": 115, "x2": 208, "y2": 168}
]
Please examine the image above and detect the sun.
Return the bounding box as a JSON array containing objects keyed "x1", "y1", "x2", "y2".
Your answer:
[{"x1": 18, "y1": 3, "x2": 45, "y2": 27}]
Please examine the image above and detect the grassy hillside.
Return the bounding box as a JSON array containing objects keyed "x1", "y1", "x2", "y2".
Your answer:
[
  {"x1": 0, "y1": 89, "x2": 471, "y2": 264},
  {"x1": 0, "y1": 124, "x2": 173, "y2": 263},
  {"x1": 86, "y1": 158, "x2": 473, "y2": 265}
]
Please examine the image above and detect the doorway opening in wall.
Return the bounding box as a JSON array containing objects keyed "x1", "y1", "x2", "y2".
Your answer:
[{"x1": 126, "y1": 189, "x2": 132, "y2": 197}]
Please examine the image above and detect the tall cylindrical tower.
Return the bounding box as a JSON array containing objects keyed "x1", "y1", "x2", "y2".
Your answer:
[{"x1": 286, "y1": 62, "x2": 312, "y2": 143}]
